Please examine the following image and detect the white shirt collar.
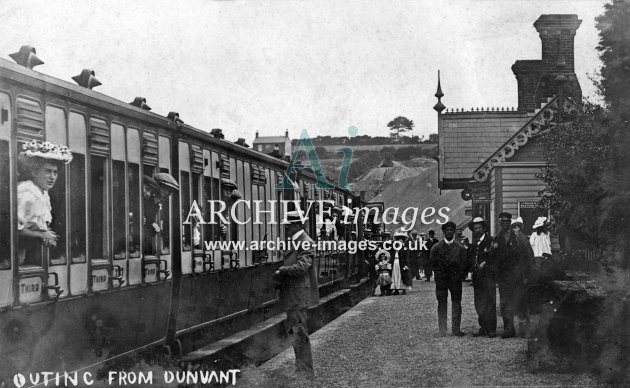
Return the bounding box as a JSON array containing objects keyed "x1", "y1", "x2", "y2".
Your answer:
[
  {"x1": 444, "y1": 237, "x2": 454, "y2": 245},
  {"x1": 291, "y1": 229, "x2": 305, "y2": 241},
  {"x1": 477, "y1": 234, "x2": 485, "y2": 244}
]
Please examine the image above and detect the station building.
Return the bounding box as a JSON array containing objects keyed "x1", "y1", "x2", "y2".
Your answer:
[{"x1": 435, "y1": 14, "x2": 582, "y2": 239}]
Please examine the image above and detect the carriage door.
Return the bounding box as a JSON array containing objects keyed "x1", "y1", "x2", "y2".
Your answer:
[
  {"x1": 191, "y1": 145, "x2": 205, "y2": 274},
  {"x1": 45, "y1": 105, "x2": 69, "y2": 297},
  {"x1": 158, "y1": 136, "x2": 172, "y2": 279},
  {"x1": 0, "y1": 92, "x2": 12, "y2": 307},
  {"x1": 111, "y1": 124, "x2": 128, "y2": 288},
  {"x1": 68, "y1": 112, "x2": 88, "y2": 295},
  {"x1": 126, "y1": 128, "x2": 142, "y2": 285},
  {"x1": 179, "y1": 141, "x2": 192, "y2": 274}
]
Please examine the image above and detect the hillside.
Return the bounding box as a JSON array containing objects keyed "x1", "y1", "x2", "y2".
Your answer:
[
  {"x1": 364, "y1": 162, "x2": 469, "y2": 236},
  {"x1": 312, "y1": 144, "x2": 437, "y2": 188}
]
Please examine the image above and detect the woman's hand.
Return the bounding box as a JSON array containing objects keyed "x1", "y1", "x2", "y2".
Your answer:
[{"x1": 41, "y1": 230, "x2": 58, "y2": 247}]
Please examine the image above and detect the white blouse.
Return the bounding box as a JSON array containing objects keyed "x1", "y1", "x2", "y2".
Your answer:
[
  {"x1": 17, "y1": 180, "x2": 52, "y2": 231},
  {"x1": 530, "y1": 232, "x2": 552, "y2": 257}
]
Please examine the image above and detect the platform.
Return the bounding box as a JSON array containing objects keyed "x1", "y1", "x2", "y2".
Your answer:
[{"x1": 236, "y1": 280, "x2": 600, "y2": 387}]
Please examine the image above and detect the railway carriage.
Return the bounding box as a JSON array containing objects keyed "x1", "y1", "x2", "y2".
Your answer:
[{"x1": 0, "y1": 46, "x2": 365, "y2": 382}]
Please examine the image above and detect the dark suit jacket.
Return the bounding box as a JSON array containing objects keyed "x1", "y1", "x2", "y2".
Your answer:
[
  {"x1": 278, "y1": 231, "x2": 319, "y2": 311},
  {"x1": 467, "y1": 233, "x2": 495, "y2": 279},
  {"x1": 493, "y1": 229, "x2": 533, "y2": 282},
  {"x1": 429, "y1": 240, "x2": 469, "y2": 283}
]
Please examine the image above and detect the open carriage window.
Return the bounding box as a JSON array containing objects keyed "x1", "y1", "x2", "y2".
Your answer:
[
  {"x1": 127, "y1": 128, "x2": 141, "y2": 258},
  {"x1": 45, "y1": 105, "x2": 68, "y2": 266},
  {"x1": 111, "y1": 124, "x2": 126, "y2": 259},
  {"x1": 158, "y1": 136, "x2": 171, "y2": 254},
  {"x1": 142, "y1": 164, "x2": 158, "y2": 256},
  {"x1": 16, "y1": 138, "x2": 70, "y2": 267},
  {"x1": 0, "y1": 141, "x2": 10, "y2": 269},
  {"x1": 181, "y1": 171, "x2": 191, "y2": 251},
  {"x1": 69, "y1": 112, "x2": 87, "y2": 263}
]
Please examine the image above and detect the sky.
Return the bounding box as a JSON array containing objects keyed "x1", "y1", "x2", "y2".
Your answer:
[{"x1": 0, "y1": 0, "x2": 605, "y2": 142}]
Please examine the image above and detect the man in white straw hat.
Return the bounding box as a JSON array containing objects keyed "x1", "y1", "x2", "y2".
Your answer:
[{"x1": 273, "y1": 209, "x2": 319, "y2": 379}]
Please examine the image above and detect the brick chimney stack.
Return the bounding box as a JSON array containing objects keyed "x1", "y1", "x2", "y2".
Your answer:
[
  {"x1": 512, "y1": 14, "x2": 582, "y2": 112},
  {"x1": 535, "y1": 14, "x2": 582, "y2": 72}
]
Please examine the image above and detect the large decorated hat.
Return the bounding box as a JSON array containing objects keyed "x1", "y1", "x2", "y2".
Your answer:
[
  {"x1": 20, "y1": 140, "x2": 73, "y2": 163},
  {"x1": 533, "y1": 216, "x2": 548, "y2": 229}
]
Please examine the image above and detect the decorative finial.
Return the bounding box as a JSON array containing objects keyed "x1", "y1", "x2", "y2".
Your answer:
[{"x1": 433, "y1": 70, "x2": 445, "y2": 113}]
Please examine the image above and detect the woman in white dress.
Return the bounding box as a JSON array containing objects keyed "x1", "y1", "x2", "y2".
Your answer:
[
  {"x1": 389, "y1": 231, "x2": 412, "y2": 295},
  {"x1": 17, "y1": 140, "x2": 72, "y2": 265},
  {"x1": 530, "y1": 217, "x2": 552, "y2": 273}
]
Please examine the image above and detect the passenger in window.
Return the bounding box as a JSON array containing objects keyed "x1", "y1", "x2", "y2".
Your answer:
[
  {"x1": 152, "y1": 173, "x2": 180, "y2": 253},
  {"x1": 17, "y1": 140, "x2": 72, "y2": 266},
  {"x1": 142, "y1": 175, "x2": 162, "y2": 256}
]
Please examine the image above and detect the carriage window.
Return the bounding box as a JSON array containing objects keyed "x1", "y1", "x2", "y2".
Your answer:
[
  {"x1": 128, "y1": 163, "x2": 141, "y2": 257},
  {"x1": 127, "y1": 128, "x2": 141, "y2": 258},
  {"x1": 159, "y1": 167, "x2": 170, "y2": 254},
  {"x1": 0, "y1": 141, "x2": 10, "y2": 269},
  {"x1": 159, "y1": 136, "x2": 171, "y2": 254},
  {"x1": 192, "y1": 173, "x2": 201, "y2": 249},
  {"x1": 142, "y1": 164, "x2": 158, "y2": 256},
  {"x1": 69, "y1": 112, "x2": 87, "y2": 263},
  {"x1": 89, "y1": 155, "x2": 109, "y2": 261},
  {"x1": 46, "y1": 106, "x2": 68, "y2": 265},
  {"x1": 181, "y1": 171, "x2": 191, "y2": 251},
  {"x1": 69, "y1": 156, "x2": 86, "y2": 256},
  {"x1": 48, "y1": 161, "x2": 67, "y2": 265},
  {"x1": 112, "y1": 160, "x2": 126, "y2": 259},
  {"x1": 204, "y1": 177, "x2": 220, "y2": 242}
]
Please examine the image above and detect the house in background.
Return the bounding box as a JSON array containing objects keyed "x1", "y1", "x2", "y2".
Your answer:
[
  {"x1": 252, "y1": 130, "x2": 292, "y2": 158},
  {"x1": 435, "y1": 14, "x2": 582, "y2": 239}
]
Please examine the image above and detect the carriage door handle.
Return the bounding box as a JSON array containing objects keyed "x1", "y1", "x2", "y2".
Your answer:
[
  {"x1": 112, "y1": 265, "x2": 125, "y2": 287},
  {"x1": 158, "y1": 259, "x2": 170, "y2": 279},
  {"x1": 45, "y1": 272, "x2": 63, "y2": 298}
]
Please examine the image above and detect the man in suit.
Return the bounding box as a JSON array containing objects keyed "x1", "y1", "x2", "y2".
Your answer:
[
  {"x1": 493, "y1": 212, "x2": 533, "y2": 338},
  {"x1": 429, "y1": 221, "x2": 470, "y2": 336},
  {"x1": 274, "y1": 209, "x2": 319, "y2": 378},
  {"x1": 424, "y1": 230, "x2": 438, "y2": 282},
  {"x1": 408, "y1": 230, "x2": 422, "y2": 280},
  {"x1": 467, "y1": 217, "x2": 497, "y2": 337}
]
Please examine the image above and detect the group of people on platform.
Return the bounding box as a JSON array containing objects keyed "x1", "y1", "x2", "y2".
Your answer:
[
  {"x1": 371, "y1": 212, "x2": 553, "y2": 338},
  {"x1": 373, "y1": 229, "x2": 438, "y2": 296}
]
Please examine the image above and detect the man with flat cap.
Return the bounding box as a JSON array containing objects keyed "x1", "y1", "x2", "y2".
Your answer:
[
  {"x1": 429, "y1": 221, "x2": 470, "y2": 336},
  {"x1": 494, "y1": 211, "x2": 533, "y2": 338},
  {"x1": 468, "y1": 217, "x2": 497, "y2": 337},
  {"x1": 274, "y1": 209, "x2": 319, "y2": 378}
]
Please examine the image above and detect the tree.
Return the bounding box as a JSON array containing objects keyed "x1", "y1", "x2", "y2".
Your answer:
[
  {"x1": 539, "y1": 0, "x2": 630, "y2": 269},
  {"x1": 387, "y1": 116, "x2": 414, "y2": 141},
  {"x1": 594, "y1": 0, "x2": 630, "y2": 270},
  {"x1": 426, "y1": 133, "x2": 439, "y2": 144},
  {"x1": 538, "y1": 103, "x2": 612, "y2": 248}
]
